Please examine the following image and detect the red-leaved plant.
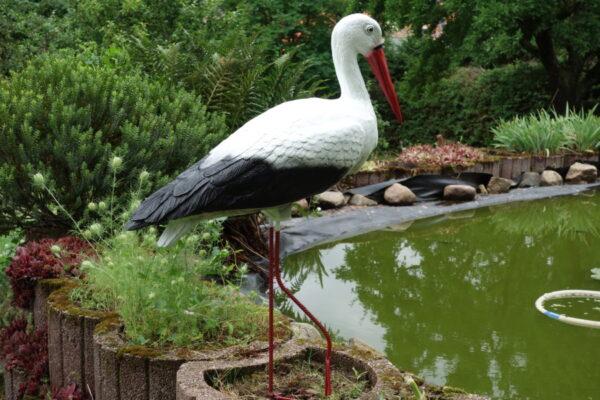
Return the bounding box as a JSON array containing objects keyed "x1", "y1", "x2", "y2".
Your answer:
[
  {"x1": 0, "y1": 319, "x2": 49, "y2": 398},
  {"x1": 398, "y1": 143, "x2": 485, "y2": 169},
  {"x1": 5, "y1": 237, "x2": 94, "y2": 308}
]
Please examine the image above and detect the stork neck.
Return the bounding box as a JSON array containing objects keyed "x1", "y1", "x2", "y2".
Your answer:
[{"x1": 332, "y1": 41, "x2": 370, "y2": 102}]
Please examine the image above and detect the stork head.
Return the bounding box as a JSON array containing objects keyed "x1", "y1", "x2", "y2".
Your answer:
[
  {"x1": 332, "y1": 14, "x2": 403, "y2": 122},
  {"x1": 332, "y1": 14, "x2": 384, "y2": 56}
]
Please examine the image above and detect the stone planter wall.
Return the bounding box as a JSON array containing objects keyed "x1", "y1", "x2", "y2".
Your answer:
[
  {"x1": 46, "y1": 281, "x2": 118, "y2": 397},
  {"x1": 93, "y1": 317, "x2": 298, "y2": 400},
  {"x1": 32, "y1": 278, "x2": 73, "y2": 330},
  {"x1": 176, "y1": 341, "x2": 398, "y2": 400},
  {"x1": 343, "y1": 154, "x2": 600, "y2": 188},
  {"x1": 177, "y1": 340, "x2": 489, "y2": 400},
  {"x1": 1, "y1": 362, "x2": 27, "y2": 400}
]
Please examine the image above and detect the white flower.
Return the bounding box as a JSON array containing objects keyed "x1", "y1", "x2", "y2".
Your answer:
[
  {"x1": 148, "y1": 292, "x2": 156, "y2": 299},
  {"x1": 89, "y1": 223, "x2": 103, "y2": 236},
  {"x1": 139, "y1": 170, "x2": 150, "y2": 182},
  {"x1": 50, "y1": 245, "x2": 61, "y2": 254},
  {"x1": 81, "y1": 260, "x2": 93, "y2": 269},
  {"x1": 186, "y1": 235, "x2": 199, "y2": 245},
  {"x1": 201, "y1": 232, "x2": 211, "y2": 241},
  {"x1": 110, "y1": 156, "x2": 123, "y2": 171},
  {"x1": 32, "y1": 173, "x2": 45, "y2": 187},
  {"x1": 88, "y1": 202, "x2": 97, "y2": 211},
  {"x1": 98, "y1": 201, "x2": 107, "y2": 211}
]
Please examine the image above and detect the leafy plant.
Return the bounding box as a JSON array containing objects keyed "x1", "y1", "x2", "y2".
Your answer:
[
  {"x1": 5, "y1": 237, "x2": 93, "y2": 309},
  {"x1": 186, "y1": 39, "x2": 325, "y2": 131},
  {"x1": 0, "y1": 319, "x2": 49, "y2": 398},
  {"x1": 71, "y1": 230, "x2": 283, "y2": 348},
  {"x1": 492, "y1": 107, "x2": 600, "y2": 154},
  {"x1": 561, "y1": 106, "x2": 600, "y2": 152},
  {"x1": 397, "y1": 143, "x2": 485, "y2": 168},
  {"x1": 492, "y1": 109, "x2": 569, "y2": 154},
  {"x1": 0, "y1": 229, "x2": 23, "y2": 327},
  {"x1": 0, "y1": 51, "x2": 228, "y2": 231}
]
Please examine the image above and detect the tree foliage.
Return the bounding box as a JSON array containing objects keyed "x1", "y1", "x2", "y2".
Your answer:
[{"x1": 381, "y1": 0, "x2": 600, "y2": 110}]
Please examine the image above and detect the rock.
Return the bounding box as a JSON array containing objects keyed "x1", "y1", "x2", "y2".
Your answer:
[
  {"x1": 290, "y1": 322, "x2": 322, "y2": 341},
  {"x1": 487, "y1": 176, "x2": 513, "y2": 194},
  {"x1": 443, "y1": 185, "x2": 476, "y2": 201},
  {"x1": 478, "y1": 184, "x2": 488, "y2": 195},
  {"x1": 343, "y1": 193, "x2": 352, "y2": 205},
  {"x1": 348, "y1": 337, "x2": 386, "y2": 358},
  {"x1": 540, "y1": 170, "x2": 563, "y2": 186},
  {"x1": 565, "y1": 162, "x2": 598, "y2": 184},
  {"x1": 291, "y1": 198, "x2": 309, "y2": 216},
  {"x1": 518, "y1": 172, "x2": 541, "y2": 188},
  {"x1": 386, "y1": 221, "x2": 413, "y2": 232},
  {"x1": 348, "y1": 193, "x2": 378, "y2": 206},
  {"x1": 383, "y1": 183, "x2": 416, "y2": 205},
  {"x1": 315, "y1": 191, "x2": 345, "y2": 209}
]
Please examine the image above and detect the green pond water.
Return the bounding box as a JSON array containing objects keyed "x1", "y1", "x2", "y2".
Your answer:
[{"x1": 280, "y1": 191, "x2": 600, "y2": 400}]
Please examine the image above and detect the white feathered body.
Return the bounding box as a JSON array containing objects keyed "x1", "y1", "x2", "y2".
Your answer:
[{"x1": 204, "y1": 97, "x2": 377, "y2": 172}]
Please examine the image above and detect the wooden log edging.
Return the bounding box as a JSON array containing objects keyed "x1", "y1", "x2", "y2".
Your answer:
[
  {"x1": 343, "y1": 154, "x2": 600, "y2": 188},
  {"x1": 46, "y1": 281, "x2": 118, "y2": 397}
]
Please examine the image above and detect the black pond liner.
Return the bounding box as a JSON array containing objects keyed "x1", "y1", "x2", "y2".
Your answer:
[
  {"x1": 280, "y1": 182, "x2": 600, "y2": 258},
  {"x1": 347, "y1": 172, "x2": 493, "y2": 202}
]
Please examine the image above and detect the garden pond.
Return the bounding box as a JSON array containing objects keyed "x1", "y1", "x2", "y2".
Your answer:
[{"x1": 280, "y1": 191, "x2": 600, "y2": 399}]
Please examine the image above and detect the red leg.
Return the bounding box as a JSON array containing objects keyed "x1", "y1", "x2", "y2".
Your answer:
[
  {"x1": 273, "y1": 229, "x2": 332, "y2": 396},
  {"x1": 268, "y1": 227, "x2": 274, "y2": 397}
]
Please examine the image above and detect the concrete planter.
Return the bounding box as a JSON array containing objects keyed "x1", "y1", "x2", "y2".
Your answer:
[
  {"x1": 1, "y1": 363, "x2": 27, "y2": 400},
  {"x1": 176, "y1": 341, "x2": 397, "y2": 400},
  {"x1": 46, "y1": 281, "x2": 119, "y2": 396},
  {"x1": 176, "y1": 340, "x2": 487, "y2": 400},
  {"x1": 32, "y1": 278, "x2": 73, "y2": 330},
  {"x1": 92, "y1": 317, "x2": 301, "y2": 400}
]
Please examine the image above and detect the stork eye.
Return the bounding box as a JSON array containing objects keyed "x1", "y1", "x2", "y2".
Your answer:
[{"x1": 365, "y1": 25, "x2": 375, "y2": 34}]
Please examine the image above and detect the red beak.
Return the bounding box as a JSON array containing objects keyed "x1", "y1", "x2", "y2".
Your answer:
[{"x1": 366, "y1": 47, "x2": 403, "y2": 122}]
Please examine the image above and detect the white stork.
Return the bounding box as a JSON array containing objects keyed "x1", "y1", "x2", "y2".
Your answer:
[
  {"x1": 126, "y1": 13, "x2": 402, "y2": 398},
  {"x1": 125, "y1": 13, "x2": 402, "y2": 243}
]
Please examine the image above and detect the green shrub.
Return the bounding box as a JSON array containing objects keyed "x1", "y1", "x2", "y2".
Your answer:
[
  {"x1": 375, "y1": 63, "x2": 550, "y2": 150},
  {"x1": 0, "y1": 52, "x2": 228, "y2": 231},
  {"x1": 0, "y1": 0, "x2": 72, "y2": 75}
]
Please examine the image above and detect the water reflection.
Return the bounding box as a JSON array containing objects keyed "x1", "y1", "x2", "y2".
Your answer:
[{"x1": 281, "y1": 192, "x2": 600, "y2": 399}]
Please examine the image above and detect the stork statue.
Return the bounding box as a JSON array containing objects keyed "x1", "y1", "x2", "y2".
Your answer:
[{"x1": 126, "y1": 13, "x2": 402, "y2": 398}]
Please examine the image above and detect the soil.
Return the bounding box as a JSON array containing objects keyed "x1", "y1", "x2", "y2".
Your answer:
[{"x1": 209, "y1": 357, "x2": 369, "y2": 400}]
